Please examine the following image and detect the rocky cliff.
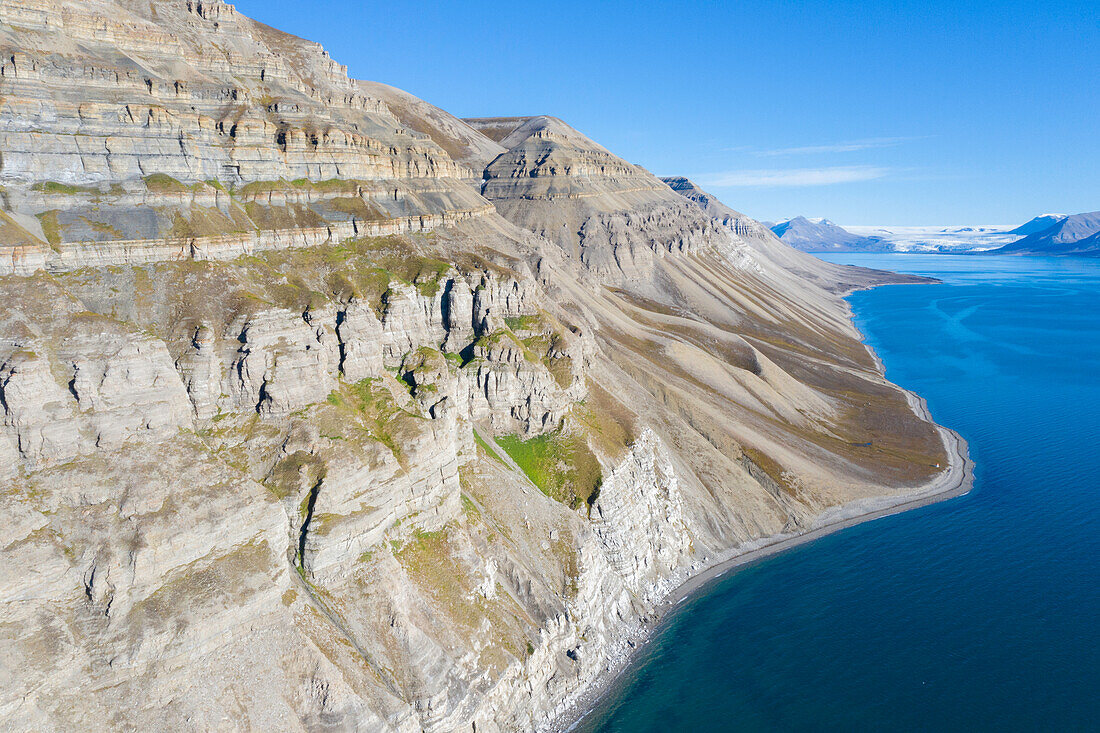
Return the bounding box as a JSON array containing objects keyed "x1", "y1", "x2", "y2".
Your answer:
[
  {"x1": 0, "y1": 2, "x2": 957, "y2": 732},
  {"x1": 0, "y1": 0, "x2": 491, "y2": 274}
]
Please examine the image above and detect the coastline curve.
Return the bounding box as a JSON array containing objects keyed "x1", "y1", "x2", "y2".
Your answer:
[{"x1": 549, "y1": 281, "x2": 975, "y2": 733}]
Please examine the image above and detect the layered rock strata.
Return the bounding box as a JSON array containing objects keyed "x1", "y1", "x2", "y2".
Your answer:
[
  {"x1": 0, "y1": 3, "x2": 959, "y2": 732},
  {"x1": 0, "y1": 0, "x2": 491, "y2": 274}
]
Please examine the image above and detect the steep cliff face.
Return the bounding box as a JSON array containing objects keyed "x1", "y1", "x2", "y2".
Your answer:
[
  {"x1": 0, "y1": 0, "x2": 470, "y2": 184},
  {"x1": 0, "y1": 0, "x2": 491, "y2": 273},
  {"x1": 0, "y1": 233, "x2": 596, "y2": 731},
  {"x1": 0, "y1": 3, "x2": 955, "y2": 732},
  {"x1": 466, "y1": 116, "x2": 728, "y2": 282}
]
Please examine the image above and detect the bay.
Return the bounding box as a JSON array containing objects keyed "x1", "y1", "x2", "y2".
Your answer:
[{"x1": 579, "y1": 254, "x2": 1100, "y2": 732}]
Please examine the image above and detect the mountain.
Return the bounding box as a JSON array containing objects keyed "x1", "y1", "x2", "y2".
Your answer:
[
  {"x1": 770, "y1": 216, "x2": 889, "y2": 252},
  {"x1": 1009, "y1": 213, "x2": 1067, "y2": 236},
  {"x1": 0, "y1": 2, "x2": 963, "y2": 732},
  {"x1": 356, "y1": 81, "x2": 508, "y2": 170},
  {"x1": 661, "y1": 176, "x2": 745, "y2": 224},
  {"x1": 992, "y1": 211, "x2": 1100, "y2": 255}
]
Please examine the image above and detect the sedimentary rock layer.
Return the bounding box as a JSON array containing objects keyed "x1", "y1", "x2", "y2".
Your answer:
[{"x1": 0, "y1": 3, "x2": 956, "y2": 732}]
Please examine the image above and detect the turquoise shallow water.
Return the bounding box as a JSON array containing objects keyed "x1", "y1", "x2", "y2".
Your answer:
[{"x1": 579, "y1": 255, "x2": 1100, "y2": 732}]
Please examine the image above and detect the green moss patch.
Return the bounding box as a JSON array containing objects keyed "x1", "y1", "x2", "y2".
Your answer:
[
  {"x1": 496, "y1": 429, "x2": 602, "y2": 510},
  {"x1": 504, "y1": 314, "x2": 541, "y2": 332},
  {"x1": 36, "y1": 210, "x2": 62, "y2": 249},
  {"x1": 32, "y1": 181, "x2": 101, "y2": 196},
  {"x1": 322, "y1": 378, "x2": 424, "y2": 464},
  {"x1": 143, "y1": 173, "x2": 204, "y2": 193},
  {"x1": 574, "y1": 380, "x2": 638, "y2": 459}
]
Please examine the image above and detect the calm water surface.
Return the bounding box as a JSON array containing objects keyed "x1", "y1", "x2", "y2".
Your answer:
[{"x1": 580, "y1": 255, "x2": 1100, "y2": 732}]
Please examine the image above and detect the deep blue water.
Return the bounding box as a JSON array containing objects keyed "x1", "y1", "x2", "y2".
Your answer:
[{"x1": 580, "y1": 255, "x2": 1100, "y2": 732}]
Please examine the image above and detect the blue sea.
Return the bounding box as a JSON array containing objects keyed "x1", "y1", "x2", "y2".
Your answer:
[{"x1": 580, "y1": 255, "x2": 1100, "y2": 732}]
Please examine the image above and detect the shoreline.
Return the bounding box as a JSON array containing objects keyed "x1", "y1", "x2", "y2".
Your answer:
[{"x1": 551, "y1": 279, "x2": 975, "y2": 733}]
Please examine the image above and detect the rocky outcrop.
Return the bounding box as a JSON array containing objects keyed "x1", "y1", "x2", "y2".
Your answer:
[
  {"x1": 303, "y1": 413, "x2": 465, "y2": 577},
  {"x1": 230, "y1": 309, "x2": 336, "y2": 415},
  {"x1": 467, "y1": 117, "x2": 732, "y2": 282},
  {"x1": 458, "y1": 326, "x2": 589, "y2": 434},
  {"x1": 576, "y1": 204, "x2": 726, "y2": 280},
  {"x1": 176, "y1": 324, "x2": 222, "y2": 418},
  {"x1": 0, "y1": 348, "x2": 84, "y2": 468},
  {"x1": 337, "y1": 299, "x2": 385, "y2": 382},
  {"x1": 63, "y1": 331, "x2": 193, "y2": 447},
  {"x1": 662, "y1": 176, "x2": 771, "y2": 237},
  {"x1": 590, "y1": 430, "x2": 694, "y2": 605},
  {"x1": 1, "y1": 328, "x2": 192, "y2": 466},
  {"x1": 0, "y1": 247, "x2": 614, "y2": 731}
]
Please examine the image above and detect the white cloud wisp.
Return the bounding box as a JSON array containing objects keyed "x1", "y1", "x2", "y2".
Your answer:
[
  {"x1": 754, "y1": 136, "x2": 925, "y2": 157},
  {"x1": 698, "y1": 166, "x2": 890, "y2": 188}
]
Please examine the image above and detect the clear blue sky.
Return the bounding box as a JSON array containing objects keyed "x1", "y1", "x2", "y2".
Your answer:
[{"x1": 234, "y1": 0, "x2": 1097, "y2": 225}]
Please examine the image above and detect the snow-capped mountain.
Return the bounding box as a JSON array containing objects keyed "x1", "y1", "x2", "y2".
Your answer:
[
  {"x1": 994, "y1": 211, "x2": 1100, "y2": 255},
  {"x1": 1009, "y1": 214, "x2": 1068, "y2": 236},
  {"x1": 769, "y1": 216, "x2": 887, "y2": 252}
]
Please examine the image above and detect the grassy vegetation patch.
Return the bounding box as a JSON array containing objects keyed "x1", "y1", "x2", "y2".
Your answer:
[
  {"x1": 36, "y1": 210, "x2": 62, "y2": 249},
  {"x1": 328, "y1": 196, "x2": 382, "y2": 220},
  {"x1": 460, "y1": 493, "x2": 480, "y2": 518},
  {"x1": 504, "y1": 314, "x2": 541, "y2": 332},
  {"x1": 415, "y1": 276, "x2": 443, "y2": 298},
  {"x1": 242, "y1": 201, "x2": 325, "y2": 231},
  {"x1": 741, "y1": 446, "x2": 799, "y2": 497},
  {"x1": 81, "y1": 217, "x2": 124, "y2": 240},
  {"x1": 496, "y1": 429, "x2": 602, "y2": 510},
  {"x1": 322, "y1": 378, "x2": 424, "y2": 464},
  {"x1": 168, "y1": 206, "x2": 255, "y2": 239},
  {"x1": 236, "y1": 179, "x2": 294, "y2": 197},
  {"x1": 143, "y1": 173, "x2": 204, "y2": 193},
  {"x1": 392, "y1": 526, "x2": 527, "y2": 669},
  {"x1": 574, "y1": 380, "x2": 638, "y2": 459},
  {"x1": 265, "y1": 450, "x2": 326, "y2": 500},
  {"x1": 250, "y1": 235, "x2": 452, "y2": 316},
  {"x1": 544, "y1": 354, "x2": 574, "y2": 389},
  {"x1": 236, "y1": 178, "x2": 368, "y2": 197},
  {"x1": 476, "y1": 328, "x2": 542, "y2": 364},
  {"x1": 395, "y1": 528, "x2": 471, "y2": 608},
  {"x1": 296, "y1": 178, "x2": 364, "y2": 195},
  {"x1": 397, "y1": 350, "x2": 445, "y2": 398},
  {"x1": 504, "y1": 314, "x2": 575, "y2": 389},
  {"x1": 31, "y1": 181, "x2": 101, "y2": 196}
]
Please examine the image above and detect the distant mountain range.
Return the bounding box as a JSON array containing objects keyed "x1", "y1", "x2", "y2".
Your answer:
[
  {"x1": 767, "y1": 217, "x2": 890, "y2": 252},
  {"x1": 1009, "y1": 214, "x2": 1067, "y2": 236},
  {"x1": 767, "y1": 211, "x2": 1099, "y2": 256},
  {"x1": 992, "y1": 212, "x2": 1100, "y2": 256}
]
